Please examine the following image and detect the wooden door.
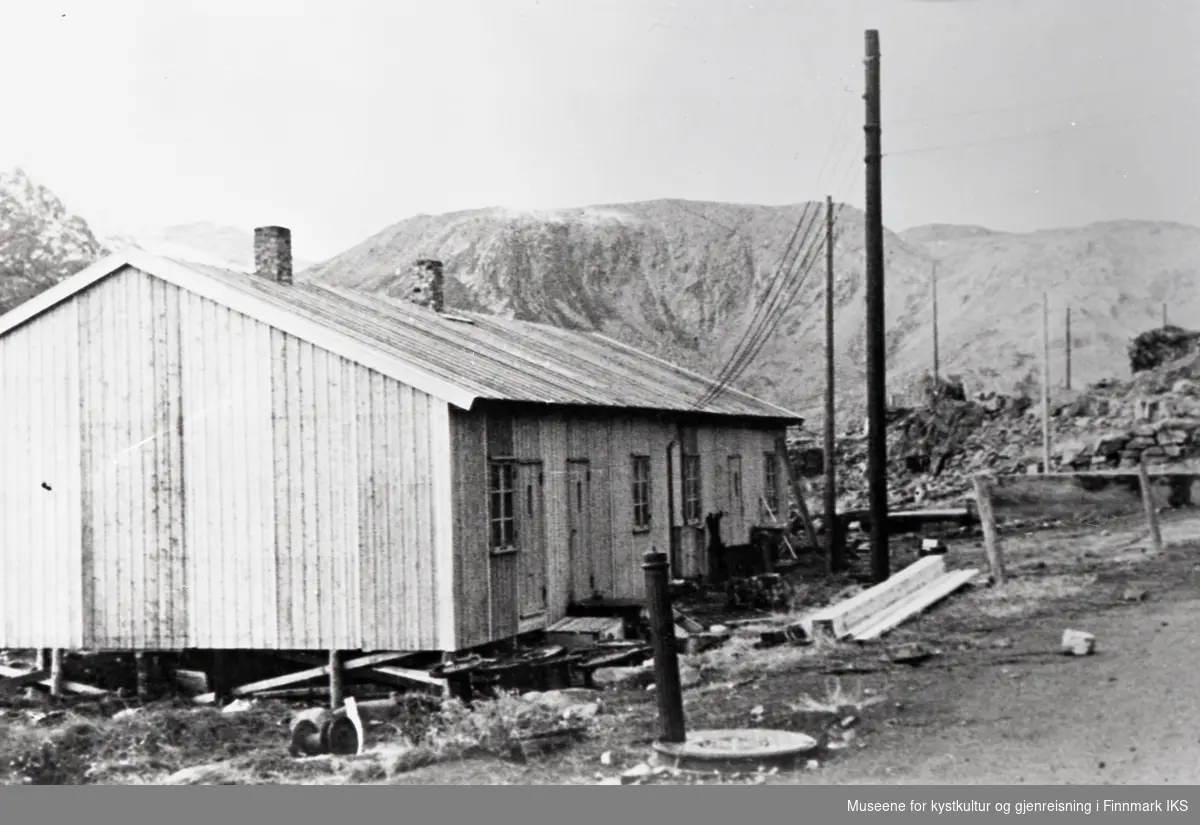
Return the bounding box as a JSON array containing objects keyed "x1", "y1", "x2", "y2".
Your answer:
[
  {"x1": 488, "y1": 461, "x2": 519, "y2": 639},
  {"x1": 726, "y1": 455, "x2": 745, "y2": 544},
  {"x1": 517, "y1": 462, "x2": 547, "y2": 617},
  {"x1": 567, "y1": 460, "x2": 593, "y2": 601}
]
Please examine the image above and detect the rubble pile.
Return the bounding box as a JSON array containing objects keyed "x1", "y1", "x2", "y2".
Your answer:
[{"x1": 790, "y1": 328, "x2": 1200, "y2": 512}]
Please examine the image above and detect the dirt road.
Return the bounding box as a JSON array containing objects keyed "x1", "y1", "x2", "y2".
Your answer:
[{"x1": 790, "y1": 587, "x2": 1200, "y2": 785}]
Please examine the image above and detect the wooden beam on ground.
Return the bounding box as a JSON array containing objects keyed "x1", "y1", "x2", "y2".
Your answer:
[
  {"x1": 808, "y1": 554, "x2": 947, "y2": 641},
  {"x1": 1138, "y1": 456, "x2": 1164, "y2": 553},
  {"x1": 848, "y1": 567, "x2": 980, "y2": 641},
  {"x1": 776, "y1": 436, "x2": 821, "y2": 553},
  {"x1": 193, "y1": 651, "x2": 430, "y2": 704},
  {"x1": 1, "y1": 668, "x2": 49, "y2": 688},
  {"x1": 0, "y1": 664, "x2": 107, "y2": 696},
  {"x1": 973, "y1": 474, "x2": 1006, "y2": 586}
]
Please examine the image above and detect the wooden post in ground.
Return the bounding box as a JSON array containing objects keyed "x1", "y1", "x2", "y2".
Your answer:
[
  {"x1": 329, "y1": 650, "x2": 344, "y2": 711},
  {"x1": 643, "y1": 550, "x2": 686, "y2": 744},
  {"x1": 1041, "y1": 292, "x2": 1052, "y2": 473},
  {"x1": 49, "y1": 649, "x2": 64, "y2": 698},
  {"x1": 1137, "y1": 456, "x2": 1164, "y2": 553},
  {"x1": 973, "y1": 475, "x2": 1006, "y2": 586},
  {"x1": 135, "y1": 653, "x2": 150, "y2": 700},
  {"x1": 776, "y1": 436, "x2": 821, "y2": 554}
]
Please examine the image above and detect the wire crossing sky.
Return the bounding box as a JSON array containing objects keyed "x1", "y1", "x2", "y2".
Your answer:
[{"x1": 0, "y1": 0, "x2": 1195, "y2": 262}]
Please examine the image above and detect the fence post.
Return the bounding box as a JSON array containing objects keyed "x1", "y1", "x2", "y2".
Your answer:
[
  {"x1": 973, "y1": 474, "x2": 1006, "y2": 586},
  {"x1": 643, "y1": 550, "x2": 686, "y2": 744},
  {"x1": 1137, "y1": 456, "x2": 1164, "y2": 554},
  {"x1": 49, "y1": 649, "x2": 64, "y2": 698}
]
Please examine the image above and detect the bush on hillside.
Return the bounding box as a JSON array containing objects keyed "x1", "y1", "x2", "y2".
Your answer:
[{"x1": 1128, "y1": 326, "x2": 1200, "y2": 374}]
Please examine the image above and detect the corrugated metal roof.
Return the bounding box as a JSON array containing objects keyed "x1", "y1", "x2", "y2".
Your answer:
[
  {"x1": 0, "y1": 250, "x2": 796, "y2": 421},
  {"x1": 174, "y1": 259, "x2": 801, "y2": 421}
]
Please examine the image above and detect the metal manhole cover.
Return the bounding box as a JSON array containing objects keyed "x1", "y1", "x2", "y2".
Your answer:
[{"x1": 653, "y1": 728, "x2": 819, "y2": 763}]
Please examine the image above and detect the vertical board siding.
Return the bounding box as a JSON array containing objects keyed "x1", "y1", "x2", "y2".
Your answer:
[
  {"x1": 540, "y1": 414, "x2": 570, "y2": 621},
  {"x1": 588, "y1": 421, "x2": 614, "y2": 598},
  {"x1": 0, "y1": 298, "x2": 83, "y2": 648},
  {"x1": 449, "y1": 408, "x2": 789, "y2": 644},
  {"x1": 79, "y1": 271, "x2": 186, "y2": 648},
  {"x1": 1, "y1": 266, "x2": 454, "y2": 652},
  {"x1": 267, "y1": 341, "x2": 448, "y2": 651},
  {"x1": 450, "y1": 410, "x2": 490, "y2": 648},
  {"x1": 180, "y1": 290, "x2": 277, "y2": 648}
]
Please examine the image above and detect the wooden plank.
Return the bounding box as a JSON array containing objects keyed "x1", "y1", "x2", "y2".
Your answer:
[
  {"x1": 370, "y1": 666, "x2": 449, "y2": 693},
  {"x1": 192, "y1": 651, "x2": 426, "y2": 704},
  {"x1": 849, "y1": 568, "x2": 980, "y2": 641},
  {"x1": 775, "y1": 436, "x2": 820, "y2": 552},
  {"x1": 0, "y1": 664, "x2": 106, "y2": 696},
  {"x1": 1138, "y1": 456, "x2": 1164, "y2": 553},
  {"x1": 808, "y1": 555, "x2": 947, "y2": 640},
  {"x1": 973, "y1": 475, "x2": 1006, "y2": 585},
  {"x1": 0, "y1": 668, "x2": 49, "y2": 688}
]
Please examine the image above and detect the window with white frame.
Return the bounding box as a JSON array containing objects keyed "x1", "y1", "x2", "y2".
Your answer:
[
  {"x1": 682, "y1": 454, "x2": 702, "y2": 524},
  {"x1": 763, "y1": 451, "x2": 780, "y2": 520},
  {"x1": 489, "y1": 461, "x2": 516, "y2": 549},
  {"x1": 632, "y1": 455, "x2": 651, "y2": 530}
]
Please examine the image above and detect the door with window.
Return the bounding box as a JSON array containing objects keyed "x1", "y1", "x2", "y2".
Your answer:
[
  {"x1": 567, "y1": 460, "x2": 593, "y2": 601},
  {"x1": 517, "y1": 461, "x2": 547, "y2": 618},
  {"x1": 726, "y1": 455, "x2": 745, "y2": 544},
  {"x1": 488, "y1": 460, "x2": 519, "y2": 638}
]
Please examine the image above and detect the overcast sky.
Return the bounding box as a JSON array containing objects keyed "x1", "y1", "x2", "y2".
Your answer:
[{"x1": 1, "y1": 0, "x2": 1196, "y2": 261}]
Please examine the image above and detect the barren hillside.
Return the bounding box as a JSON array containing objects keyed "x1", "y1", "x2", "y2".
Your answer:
[{"x1": 301, "y1": 202, "x2": 1200, "y2": 423}]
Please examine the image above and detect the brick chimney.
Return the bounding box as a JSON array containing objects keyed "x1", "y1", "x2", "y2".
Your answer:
[
  {"x1": 400, "y1": 259, "x2": 445, "y2": 312},
  {"x1": 254, "y1": 226, "x2": 293, "y2": 284}
]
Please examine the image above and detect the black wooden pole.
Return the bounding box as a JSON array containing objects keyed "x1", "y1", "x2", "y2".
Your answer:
[
  {"x1": 864, "y1": 29, "x2": 890, "y2": 583},
  {"x1": 643, "y1": 550, "x2": 686, "y2": 743}
]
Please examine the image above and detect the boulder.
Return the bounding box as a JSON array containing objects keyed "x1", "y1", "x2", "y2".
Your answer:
[
  {"x1": 1094, "y1": 433, "x2": 1129, "y2": 456},
  {"x1": 592, "y1": 663, "x2": 654, "y2": 690}
]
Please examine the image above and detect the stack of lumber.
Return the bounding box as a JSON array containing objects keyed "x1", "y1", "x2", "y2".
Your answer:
[{"x1": 807, "y1": 555, "x2": 979, "y2": 642}]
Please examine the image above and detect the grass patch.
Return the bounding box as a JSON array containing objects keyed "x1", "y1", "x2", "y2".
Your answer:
[
  {"x1": 1, "y1": 689, "x2": 600, "y2": 785},
  {"x1": 789, "y1": 677, "x2": 887, "y2": 715},
  {"x1": 950, "y1": 574, "x2": 1097, "y2": 621}
]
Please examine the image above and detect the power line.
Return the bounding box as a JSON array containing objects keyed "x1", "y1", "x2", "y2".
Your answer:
[
  {"x1": 885, "y1": 86, "x2": 1198, "y2": 127},
  {"x1": 885, "y1": 105, "x2": 1196, "y2": 158},
  {"x1": 693, "y1": 117, "x2": 859, "y2": 409},
  {"x1": 694, "y1": 202, "x2": 819, "y2": 408},
  {"x1": 701, "y1": 197, "x2": 857, "y2": 408}
]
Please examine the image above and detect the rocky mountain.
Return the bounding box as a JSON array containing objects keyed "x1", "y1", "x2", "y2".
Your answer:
[
  {"x1": 0, "y1": 167, "x2": 104, "y2": 314},
  {"x1": 4, "y1": 167, "x2": 1198, "y2": 424},
  {"x1": 300, "y1": 201, "x2": 1200, "y2": 424}
]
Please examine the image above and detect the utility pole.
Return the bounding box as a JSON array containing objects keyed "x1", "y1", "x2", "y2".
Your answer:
[
  {"x1": 1163, "y1": 302, "x2": 1168, "y2": 327},
  {"x1": 1041, "y1": 292, "x2": 1051, "y2": 473},
  {"x1": 864, "y1": 29, "x2": 889, "y2": 584},
  {"x1": 823, "y1": 194, "x2": 841, "y2": 573},
  {"x1": 931, "y1": 260, "x2": 940, "y2": 386},
  {"x1": 1064, "y1": 306, "x2": 1072, "y2": 391}
]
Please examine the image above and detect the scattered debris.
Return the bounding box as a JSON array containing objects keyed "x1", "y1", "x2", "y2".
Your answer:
[
  {"x1": 1121, "y1": 586, "x2": 1150, "y2": 603},
  {"x1": 885, "y1": 642, "x2": 937, "y2": 666},
  {"x1": 757, "y1": 622, "x2": 811, "y2": 649},
  {"x1": 1061, "y1": 629, "x2": 1096, "y2": 656},
  {"x1": 620, "y1": 762, "x2": 654, "y2": 784},
  {"x1": 599, "y1": 750, "x2": 613, "y2": 766}
]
